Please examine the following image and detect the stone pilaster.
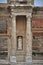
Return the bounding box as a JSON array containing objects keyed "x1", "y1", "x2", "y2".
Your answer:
[{"x1": 26, "y1": 14, "x2": 32, "y2": 62}]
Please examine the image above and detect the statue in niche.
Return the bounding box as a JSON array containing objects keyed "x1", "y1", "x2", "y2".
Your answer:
[{"x1": 17, "y1": 36, "x2": 23, "y2": 50}]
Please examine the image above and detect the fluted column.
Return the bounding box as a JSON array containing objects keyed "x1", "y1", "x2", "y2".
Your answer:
[{"x1": 26, "y1": 14, "x2": 32, "y2": 62}]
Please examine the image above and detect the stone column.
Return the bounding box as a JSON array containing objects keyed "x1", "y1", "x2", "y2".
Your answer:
[
  {"x1": 26, "y1": 14, "x2": 32, "y2": 62},
  {"x1": 10, "y1": 12, "x2": 16, "y2": 62},
  {"x1": 12, "y1": 14, "x2": 16, "y2": 55}
]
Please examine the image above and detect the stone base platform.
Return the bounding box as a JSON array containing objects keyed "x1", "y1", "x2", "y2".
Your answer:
[
  {"x1": 10, "y1": 61, "x2": 43, "y2": 65},
  {"x1": 10, "y1": 62, "x2": 32, "y2": 65},
  {"x1": 0, "y1": 60, "x2": 43, "y2": 65}
]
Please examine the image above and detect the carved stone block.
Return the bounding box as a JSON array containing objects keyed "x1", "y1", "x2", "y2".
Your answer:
[{"x1": 26, "y1": 56, "x2": 32, "y2": 62}]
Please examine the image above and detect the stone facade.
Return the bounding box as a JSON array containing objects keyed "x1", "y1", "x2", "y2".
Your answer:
[{"x1": 9, "y1": 0, "x2": 33, "y2": 64}]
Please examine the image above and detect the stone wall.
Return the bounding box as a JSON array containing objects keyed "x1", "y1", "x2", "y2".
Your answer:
[{"x1": 32, "y1": 7, "x2": 43, "y2": 60}]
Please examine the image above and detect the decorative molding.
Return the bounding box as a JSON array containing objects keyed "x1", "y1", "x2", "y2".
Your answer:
[{"x1": 11, "y1": 8, "x2": 32, "y2": 17}]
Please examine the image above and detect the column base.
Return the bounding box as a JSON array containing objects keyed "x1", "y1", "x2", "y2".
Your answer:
[
  {"x1": 25, "y1": 56, "x2": 32, "y2": 63},
  {"x1": 10, "y1": 56, "x2": 16, "y2": 63}
]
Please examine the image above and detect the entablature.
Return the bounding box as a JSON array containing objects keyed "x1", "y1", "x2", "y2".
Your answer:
[{"x1": 8, "y1": 0, "x2": 34, "y2": 6}]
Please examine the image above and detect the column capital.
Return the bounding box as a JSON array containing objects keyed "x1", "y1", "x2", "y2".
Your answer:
[
  {"x1": 11, "y1": 13, "x2": 16, "y2": 18},
  {"x1": 26, "y1": 13, "x2": 32, "y2": 19},
  {"x1": 11, "y1": 9, "x2": 16, "y2": 18}
]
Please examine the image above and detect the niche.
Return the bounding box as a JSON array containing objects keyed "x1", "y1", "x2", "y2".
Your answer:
[{"x1": 17, "y1": 36, "x2": 23, "y2": 50}]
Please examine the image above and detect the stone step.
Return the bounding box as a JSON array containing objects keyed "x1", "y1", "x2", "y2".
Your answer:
[
  {"x1": 0, "y1": 63, "x2": 43, "y2": 65},
  {"x1": 0, "y1": 64, "x2": 10, "y2": 65},
  {"x1": 33, "y1": 63, "x2": 43, "y2": 65},
  {"x1": 10, "y1": 62, "x2": 43, "y2": 65}
]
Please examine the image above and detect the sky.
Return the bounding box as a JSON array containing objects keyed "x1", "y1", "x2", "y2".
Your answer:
[
  {"x1": 34, "y1": 0, "x2": 43, "y2": 6},
  {"x1": 0, "y1": 0, "x2": 43, "y2": 6},
  {"x1": 0, "y1": 0, "x2": 7, "y2": 3}
]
